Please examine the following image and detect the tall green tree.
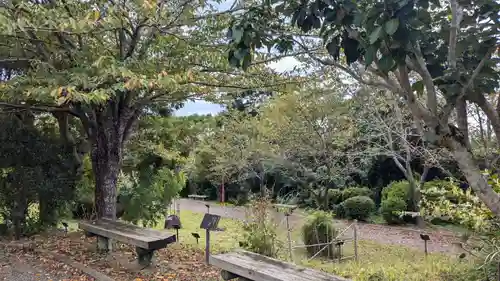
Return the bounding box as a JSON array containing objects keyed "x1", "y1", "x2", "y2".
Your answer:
[
  {"x1": 227, "y1": 0, "x2": 500, "y2": 216},
  {"x1": 0, "y1": 0, "x2": 291, "y2": 220},
  {"x1": 0, "y1": 111, "x2": 79, "y2": 237}
]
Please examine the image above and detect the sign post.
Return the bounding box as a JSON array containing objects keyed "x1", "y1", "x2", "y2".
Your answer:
[
  {"x1": 164, "y1": 215, "x2": 182, "y2": 243},
  {"x1": 200, "y1": 213, "x2": 222, "y2": 264}
]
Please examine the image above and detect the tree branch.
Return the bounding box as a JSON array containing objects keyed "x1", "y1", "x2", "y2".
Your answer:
[
  {"x1": 124, "y1": 20, "x2": 148, "y2": 60},
  {"x1": 293, "y1": 39, "x2": 393, "y2": 90},
  {"x1": 0, "y1": 102, "x2": 77, "y2": 115},
  {"x1": 440, "y1": 46, "x2": 495, "y2": 123},
  {"x1": 411, "y1": 46, "x2": 438, "y2": 115},
  {"x1": 448, "y1": 0, "x2": 463, "y2": 70}
]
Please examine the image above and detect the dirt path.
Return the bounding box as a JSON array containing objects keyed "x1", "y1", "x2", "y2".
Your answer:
[
  {"x1": 177, "y1": 198, "x2": 460, "y2": 254},
  {"x1": 0, "y1": 249, "x2": 56, "y2": 281}
]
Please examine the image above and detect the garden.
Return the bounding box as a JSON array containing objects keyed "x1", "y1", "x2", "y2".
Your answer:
[{"x1": 0, "y1": 0, "x2": 499, "y2": 280}]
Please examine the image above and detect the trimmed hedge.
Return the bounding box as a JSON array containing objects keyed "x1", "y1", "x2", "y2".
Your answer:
[
  {"x1": 343, "y1": 196, "x2": 375, "y2": 221},
  {"x1": 342, "y1": 187, "x2": 373, "y2": 201},
  {"x1": 381, "y1": 181, "x2": 410, "y2": 203},
  {"x1": 380, "y1": 197, "x2": 407, "y2": 225}
]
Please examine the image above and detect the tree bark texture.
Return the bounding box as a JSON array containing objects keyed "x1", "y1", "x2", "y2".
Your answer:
[
  {"x1": 448, "y1": 138, "x2": 500, "y2": 217},
  {"x1": 89, "y1": 102, "x2": 138, "y2": 220},
  {"x1": 456, "y1": 98, "x2": 471, "y2": 150}
]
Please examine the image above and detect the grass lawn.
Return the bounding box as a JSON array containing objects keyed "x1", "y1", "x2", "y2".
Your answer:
[
  {"x1": 146, "y1": 210, "x2": 480, "y2": 281},
  {"x1": 47, "y1": 208, "x2": 482, "y2": 281}
]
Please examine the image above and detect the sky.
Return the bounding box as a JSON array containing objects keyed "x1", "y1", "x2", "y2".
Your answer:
[
  {"x1": 174, "y1": 1, "x2": 300, "y2": 116},
  {"x1": 174, "y1": 57, "x2": 299, "y2": 116}
]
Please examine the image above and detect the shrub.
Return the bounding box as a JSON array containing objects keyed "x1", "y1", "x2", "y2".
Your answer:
[
  {"x1": 333, "y1": 203, "x2": 346, "y2": 219},
  {"x1": 240, "y1": 197, "x2": 282, "y2": 258},
  {"x1": 422, "y1": 179, "x2": 461, "y2": 203},
  {"x1": 302, "y1": 211, "x2": 339, "y2": 259},
  {"x1": 342, "y1": 187, "x2": 372, "y2": 201},
  {"x1": 381, "y1": 181, "x2": 410, "y2": 202},
  {"x1": 328, "y1": 189, "x2": 343, "y2": 208},
  {"x1": 420, "y1": 179, "x2": 494, "y2": 230},
  {"x1": 380, "y1": 197, "x2": 407, "y2": 225},
  {"x1": 343, "y1": 196, "x2": 375, "y2": 221}
]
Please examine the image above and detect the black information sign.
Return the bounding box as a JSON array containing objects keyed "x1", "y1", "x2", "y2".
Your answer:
[
  {"x1": 200, "y1": 213, "x2": 221, "y2": 230},
  {"x1": 164, "y1": 214, "x2": 182, "y2": 229}
]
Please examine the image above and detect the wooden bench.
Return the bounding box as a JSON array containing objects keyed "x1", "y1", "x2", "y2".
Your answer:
[
  {"x1": 209, "y1": 250, "x2": 351, "y2": 281},
  {"x1": 188, "y1": 194, "x2": 208, "y2": 200},
  {"x1": 79, "y1": 219, "x2": 176, "y2": 266}
]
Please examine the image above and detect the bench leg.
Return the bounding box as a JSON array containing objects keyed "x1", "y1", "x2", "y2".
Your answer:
[
  {"x1": 136, "y1": 247, "x2": 154, "y2": 267},
  {"x1": 97, "y1": 236, "x2": 112, "y2": 252},
  {"x1": 221, "y1": 270, "x2": 253, "y2": 281}
]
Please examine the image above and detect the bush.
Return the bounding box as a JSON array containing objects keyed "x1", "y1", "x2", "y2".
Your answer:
[
  {"x1": 343, "y1": 196, "x2": 375, "y2": 221},
  {"x1": 342, "y1": 187, "x2": 373, "y2": 201},
  {"x1": 302, "y1": 211, "x2": 339, "y2": 259},
  {"x1": 381, "y1": 181, "x2": 410, "y2": 202},
  {"x1": 240, "y1": 197, "x2": 282, "y2": 258},
  {"x1": 333, "y1": 203, "x2": 346, "y2": 219},
  {"x1": 328, "y1": 189, "x2": 343, "y2": 208},
  {"x1": 380, "y1": 197, "x2": 407, "y2": 225},
  {"x1": 422, "y1": 179, "x2": 461, "y2": 203}
]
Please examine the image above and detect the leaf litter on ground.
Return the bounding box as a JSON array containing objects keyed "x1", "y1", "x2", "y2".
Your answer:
[{"x1": 4, "y1": 230, "x2": 221, "y2": 281}]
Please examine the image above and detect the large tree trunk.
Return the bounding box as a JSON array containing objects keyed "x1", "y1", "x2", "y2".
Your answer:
[
  {"x1": 85, "y1": 100, "x2": 138, "y2": 221},
  {"x1": 448, "y1": 138, "x2": 500, "y2": 217},
  {"x1": 91, "y1": 130, "x2": 123, "y2": 220}
]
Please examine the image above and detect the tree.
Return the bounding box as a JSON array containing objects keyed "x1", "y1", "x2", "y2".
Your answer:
[
  {"x1": 0, "y1": 111, "x2": 79, "y2": 237},
  {"x1": 354, "y1": 90, "x2": 451, "y2": 224},
  {"x1": 227, "y1": 0, "x2": 500, "y2": 216},
  {"x1": 260, "y1": 82, "x2": 368, "y2": 209},
  {"x1": 0, "y1": 0, "x2": 292, "y2": 221},
  {"x1": 195, "y1": 110, "x2": 278, "y2": 198}
]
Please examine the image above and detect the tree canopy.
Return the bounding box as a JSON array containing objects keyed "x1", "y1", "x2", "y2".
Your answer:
[
  {"x1": 225, "y1": 0, "x2": 500, "y2": 216},
  {"x1": 0, "y1": 0, "x2": 297, "y2": 220}
]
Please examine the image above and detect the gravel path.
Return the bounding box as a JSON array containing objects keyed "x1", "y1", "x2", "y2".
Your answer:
[{"x1": 177, "y1": 198, "x2": 460, "y2": 254}]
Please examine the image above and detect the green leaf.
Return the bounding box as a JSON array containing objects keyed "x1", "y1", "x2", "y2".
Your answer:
[
  {"x1": 234, "y1": 48, "x2": 249, "y2": 60},
  {"x1": 291, "y1": 10, "x2": 300, "y2": 25},
  {"x1": 228, "y1": 51, "x2": 240, "y2": 68},
  {"x1": 300, "y1": 16, "x2": 314, "y2": 33},
  {"x1": 312, "y1": 15, "x2": 321, "y2": 29},
  {"x1": 377, "y1": 54, "x2": 395, "y2": 73},
  {"x1": 296, "y1": 8, "x2": 307, "y2": 26},
  {"x1": 411, "y1": 80, "x2": 425, "y2": 96},
  {"x1": 369, "y1": 26, "x2": 384, "y2": 44},
  {"x1": 353, "y1": 12, "x2": 364, "y2": 27},
  {"x1": 326, "y1": 40, "x2": 339, "y2": 59},
  {"x1": 231, "y1": 27, "x2": 244, "y2": 43},
  {"x1": 324, "y1": 8, "x2": 336, "y2": 23},
  {"x1": 364, "y1": 45, "x2": 377, "y2": 67},
  {"x1": 242, "y1": 53, "x2": 252, "y2": 70},
  {"x1": 384, "y1": 18, "x2": 399, "y2": 35}
]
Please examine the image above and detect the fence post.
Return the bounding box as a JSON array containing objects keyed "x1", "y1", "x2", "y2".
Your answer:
[
  {"x1": 175, "y1": 201, "x2": 180, "y2": 217},
  {"x1": 353, "y1": 220, "x2": 358, "y2": 262},
  {"x1": 285, "y1": 213, "x2": 293, "y2": 262}
]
